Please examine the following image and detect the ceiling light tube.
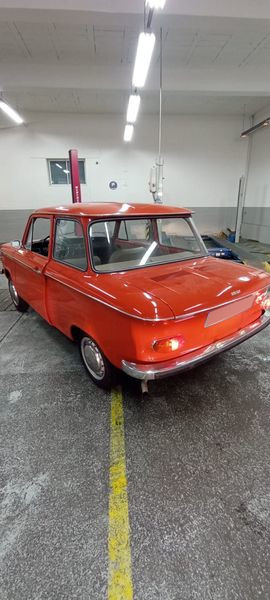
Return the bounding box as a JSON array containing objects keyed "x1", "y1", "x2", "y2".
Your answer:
[
  {"x1": 126, "y1": 94, "x2": 141, "y2": 124},
  {"x1": 146, "y1": 0, "x2": 166, "y2": 8},
  {"x1": 0, "y1": 100, "x2": 23, "y2": 124},
  {"x1": 124, "y1": 124, "x2": 134, "y2": 142},
  {"x1": 132, "y1": 32, "x2": 156, "y2": 88}
]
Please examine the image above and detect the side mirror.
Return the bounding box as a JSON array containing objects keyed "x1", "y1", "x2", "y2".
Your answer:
[{"x1": 11, "y1": 240, "x2": 21, "y2": 248}]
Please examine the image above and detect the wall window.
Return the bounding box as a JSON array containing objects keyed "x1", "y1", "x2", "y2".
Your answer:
[
  {"x1": 53, "y1": 218, "x2": 87, "y2": 271},
  {"x1": 48, "y1": 159, "x2": 86, "y2": 185}
]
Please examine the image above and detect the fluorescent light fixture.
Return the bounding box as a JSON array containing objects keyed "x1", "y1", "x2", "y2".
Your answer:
[
  {"x1": 56, "y1": 163, "x2": 63, "y2": 169},
  {"x1": 146, "y1": 0, "x2": 166, "y2": 8},
  {"x1": 132, "y1": 32, "x2": 156, "y2": 88},
  {"x1": 0, "y1": 100, "x2": 23, "y2": 124},
  {"x1": 126, "y1": 94, "x2": 141, "y2": 124},
  {"x1": 124, "y1": 124, "x2": 134, "y2": 142},
  {"x1": 241, "y1": 117, "x2": 270, "y2": 138},
  {"x1": 63, "y1": 169, "x2": 70, "y2": 174}
]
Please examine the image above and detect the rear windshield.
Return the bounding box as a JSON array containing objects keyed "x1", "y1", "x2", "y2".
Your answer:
[{"x1": 89, "y1": 216, "x2": 207, "y2": 273}]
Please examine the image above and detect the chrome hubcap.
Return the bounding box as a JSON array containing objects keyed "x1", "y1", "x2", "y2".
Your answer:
[
  {"x1": 81, "y1": 337, "x2": 105, "y2": 380},
  {"x1": 9, "y1": 280, "x2": 19, "y2": 306}
]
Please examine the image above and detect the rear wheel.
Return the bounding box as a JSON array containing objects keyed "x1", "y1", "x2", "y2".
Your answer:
[
  {"x1": 79, "y1": 334, "x2": 114, "y2": 390},
  {"x1": 8, "y1": 279, "x2": 28, "y2": 312}
]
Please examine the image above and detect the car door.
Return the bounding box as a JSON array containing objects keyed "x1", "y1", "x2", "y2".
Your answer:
[
  {"x1": 45, "y1": 216, "x2": 89, "y2": 336},
  {"x1": 15, "y1": 216, "x2": 52, "y2": 320}
]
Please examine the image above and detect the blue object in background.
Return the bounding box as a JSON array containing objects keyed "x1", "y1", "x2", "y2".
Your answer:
[{"x1": 202, "y1": 235, "x2": 243, "y2": 263}]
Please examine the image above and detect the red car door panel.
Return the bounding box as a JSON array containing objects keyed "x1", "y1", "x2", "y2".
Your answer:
[
  {"x1": 15, "y1": 216, "x2": 52, "y2": 321},
  {"x1": 15, "y1": 248, "x2": 50, "y2": 320}
]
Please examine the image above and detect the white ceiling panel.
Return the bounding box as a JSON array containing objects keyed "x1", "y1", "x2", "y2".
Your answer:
[{"x1": 1, "y1": 5, "x2": 270, "y2": 120}]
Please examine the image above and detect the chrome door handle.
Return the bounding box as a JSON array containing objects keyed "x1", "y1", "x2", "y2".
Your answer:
[{"x1": 34, "y1": 266, "x2": 41, "y2": 274}]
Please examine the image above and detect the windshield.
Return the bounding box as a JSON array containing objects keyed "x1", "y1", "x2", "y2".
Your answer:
[{"x1": 89, "y1": 216, "x2": 207, "y2": 273}]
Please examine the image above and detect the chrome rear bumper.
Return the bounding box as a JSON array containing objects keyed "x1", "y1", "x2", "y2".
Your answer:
[{"x1": 121, "y1": 312, "x2": 270, "y2": 381}]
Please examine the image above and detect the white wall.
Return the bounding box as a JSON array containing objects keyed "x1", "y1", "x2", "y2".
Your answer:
[
  {"x1": 242, "y1": 104, "x2": 270, "y2": 244},
  {"x1": 0, "y1": 112, "x2": 246, "y2": 239}
]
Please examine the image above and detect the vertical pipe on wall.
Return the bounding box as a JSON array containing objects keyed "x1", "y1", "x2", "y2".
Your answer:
[
  {"x1": 235, "y1": 115, "x2": 254, "y2": 242},
  {"x1": 155, "y1": 27, "x2": 164, "y2": 203},
  {"x1": 235, "y1": 176, "x2": 245, "y2": 243},
  {"x1": 158, "y1": 27, "x2": 163, "y2": 163},
  {"x1": 240, "y1": 121, "x2": 254, "y2": 239}
]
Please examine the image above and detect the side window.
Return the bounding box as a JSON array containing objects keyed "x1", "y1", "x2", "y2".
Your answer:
[
  {"x1": 53, "y1": 218, "x2": 87, "y2": 271},
  {"x1": 24, "y1": 217, "x2": 51, "y2": 256}
]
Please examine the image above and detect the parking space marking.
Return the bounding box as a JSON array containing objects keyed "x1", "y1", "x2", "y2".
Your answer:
[
  {"x1": 0, "y1": 314, "x2": 22, "y2": 344},
  {"x1": 108, "y1": 388, "x2": 133, "y2": 600}
]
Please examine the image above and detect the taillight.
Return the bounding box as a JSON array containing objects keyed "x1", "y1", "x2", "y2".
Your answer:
[
  {"x1": 153, "y1": 335, "x2": 185, "y2": 353},
  {"x1": 255, "y1": 287, "x2": 270, "y2": 313}
]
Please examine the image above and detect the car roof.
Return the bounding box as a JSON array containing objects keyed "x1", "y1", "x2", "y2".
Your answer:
[{"x1": 33, "y1": 202, "x2": 192, "y2": 218}]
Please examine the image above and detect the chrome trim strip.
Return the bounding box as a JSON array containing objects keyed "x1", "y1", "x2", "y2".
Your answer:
[
  {"x1": 121, "y1": 312, "x2": 270, "y2": 380},
  {"x1": 45, "y1": 272, "x2": 174, "y2": 322},
  {"x1": 1, "y1": 252, "x2": 39, "y2": 273}
]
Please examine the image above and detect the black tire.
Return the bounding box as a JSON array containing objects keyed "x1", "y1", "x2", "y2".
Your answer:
[
  {"x1": 8, "y1": 279, "x2": 28, "y2": 312},
  {"x1": 78, "y1": 333, "x2": 115, "y2": 390}
]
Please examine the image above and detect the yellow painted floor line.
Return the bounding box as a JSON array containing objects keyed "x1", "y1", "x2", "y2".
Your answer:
[{"x1": 108, "y1": 388, "x2": 133, "y2": 600}]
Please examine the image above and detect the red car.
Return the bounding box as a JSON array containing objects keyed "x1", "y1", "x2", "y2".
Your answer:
[{"x1": 1, "y1": 203, "x2": 270, "y2": 390}]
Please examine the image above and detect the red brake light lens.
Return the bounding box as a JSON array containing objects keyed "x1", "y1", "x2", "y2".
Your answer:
[{"x1": 153, "y1": 335, "x2": 185, "y2": 353}]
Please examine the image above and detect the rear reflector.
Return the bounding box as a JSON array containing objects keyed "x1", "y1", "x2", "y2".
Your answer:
[{"x1": 205, "y1": 295, "x2": 254, "y2": 328}]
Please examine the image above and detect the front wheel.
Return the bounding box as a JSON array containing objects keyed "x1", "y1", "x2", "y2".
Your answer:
[
  {"x1": 8, "y1": 279, "x2": 28, "y2": 312},
  {"x1": 79, "y1": 334, "x2": 114, "y2": 389}
]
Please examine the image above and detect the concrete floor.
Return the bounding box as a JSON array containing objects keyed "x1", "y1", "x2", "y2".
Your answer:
[
  {"x1": 216, "y1": 237, "x2": 270, "y2": 270},
  {"x1": 1, "y1": 273, "x2": 270, "y2": 599}
]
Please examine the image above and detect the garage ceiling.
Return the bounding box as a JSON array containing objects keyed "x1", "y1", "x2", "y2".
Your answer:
[{"x1": 1, "y1": 0, "x2": 270, "y2": 125}]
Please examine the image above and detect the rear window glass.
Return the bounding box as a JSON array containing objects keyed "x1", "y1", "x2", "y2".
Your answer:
[{"x1": 89, "y1": 217, "x2": 205, "y2": 273}]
